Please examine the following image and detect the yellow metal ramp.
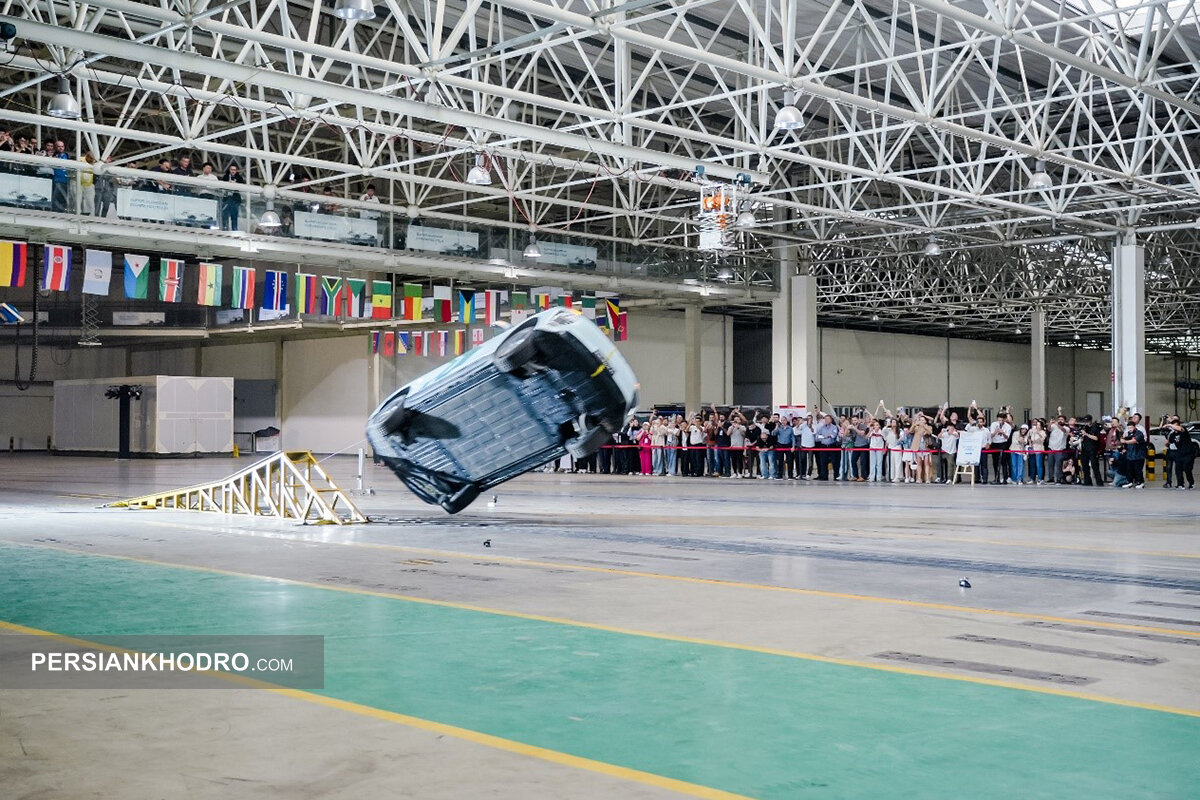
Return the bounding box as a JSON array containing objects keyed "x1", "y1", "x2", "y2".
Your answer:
[{"x1": 106, "y1": 451, "x2": 368, "y2": 525}]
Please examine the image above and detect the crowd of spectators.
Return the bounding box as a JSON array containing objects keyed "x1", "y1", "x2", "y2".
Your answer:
[{"x1": 564, "y1": 404, "x2": 1196, "y2": 489}]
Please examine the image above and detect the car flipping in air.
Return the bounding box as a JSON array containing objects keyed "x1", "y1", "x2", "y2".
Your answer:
[{"x1": 367, "y1": 307, "x2": 638, "y2": 513}]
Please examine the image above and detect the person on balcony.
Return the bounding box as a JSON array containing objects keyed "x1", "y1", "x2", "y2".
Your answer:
[{"x1": 219, "y1": 162, "x2": 245, "y2": 230}]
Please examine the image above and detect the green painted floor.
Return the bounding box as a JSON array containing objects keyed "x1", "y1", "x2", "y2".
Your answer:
[{"x1": 2, "y1": 542, "x2": 1196, "y2": 799}]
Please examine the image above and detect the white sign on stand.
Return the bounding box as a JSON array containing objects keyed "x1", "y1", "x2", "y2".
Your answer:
[{"x1": 956, "y1": 430, "x2": 986, "y2": 466}]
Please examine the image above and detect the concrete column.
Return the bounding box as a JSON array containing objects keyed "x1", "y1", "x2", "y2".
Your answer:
[
  {"x1": 1030, "y1": 305, "x2": 1046, "y2": 419},
  {"x1": 684, "y1": 305, "x2": 702, "y2": 414},
  {"x1": 1112, "y1": 235, "x2": 1146, "y2": 415},
  {"x1": 772, "y1": 245, "x2": 819, "y2": 413},
  {"x1": 771, "y1": 258, "x2": 791, "y2": 408}
]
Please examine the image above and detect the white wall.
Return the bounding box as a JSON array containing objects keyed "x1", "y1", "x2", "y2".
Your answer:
[
  {"x1": 200, "y1": 341, "x2": 277, "y2": 380},
  {"x1": 280, "y1": 336, "x2": 369, "y2": 453},
  {"x1": 614, "y1": 310, "x2": 733, "y2": 408},
  {"x1": 7, "y1": 315, "x2": 1183, "y2": 453},
  {"x1": 734, "y1": 325, "x2": 1183, "y2": 418}
]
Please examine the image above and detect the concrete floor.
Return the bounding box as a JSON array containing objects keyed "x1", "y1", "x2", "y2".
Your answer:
[{"x1": 1, "y1": 453, "x2": 1198, "y2": 799}]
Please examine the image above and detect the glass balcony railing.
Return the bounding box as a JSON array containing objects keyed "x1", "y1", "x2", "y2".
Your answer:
[{"x1": 0, "y1": 153, "x2": 775, "y2": 289}]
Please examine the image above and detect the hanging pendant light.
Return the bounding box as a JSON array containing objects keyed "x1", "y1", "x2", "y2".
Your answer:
[
  {"x1": 47, "y1": 76, "x2": 81, "y2": 120},
  {"x1": 1028, "y1": 160, "x2": 1053, "y2": 190},
  {"x1": 923, "y1": 235, "x2": 942, "y2": 257},
  {"x1": 334, "y1": 0, "x2": 376, "y2": 20},
  {"x1": 258, "y1": 201, "x2": 282, "y2": 230},
  {"x1": 523, "y1": 236, "x2": 542, "y2": 258},
  {"x1": 774, "y1": 90, "x2": 805, "y2": 131},
  {"x1": 465, "y1": 154, "x2": 492, "y2": 186}
]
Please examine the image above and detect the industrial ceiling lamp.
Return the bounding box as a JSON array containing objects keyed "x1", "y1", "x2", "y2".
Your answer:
[
  {"x1": 1028, "y1": 160, "x2": 1053, "y2": 190},
  {"x1": 774, "y1": 90, "x2": 805, "y2": 131},
  {"x1": 923, "y1": 235, "x2": 942, "y2": 257},
  {"x1": 258, "y1": 201, "x2": 282, "y2": 230},
  {"x1": 734, "y1": 205, "x2": 757, "y2": 228},
  {"x1": 47, "y1": 76, "x2": 81, "y2": 120},
  {"x1": 465, "y1": 153, "x2": 492, "y2": 186},
  {"x1": 523, "y1": 235, "x2": 542, "y2": 259},
  {"x1": 333, "y1": 0, "x2": 376, "y2": 21}
]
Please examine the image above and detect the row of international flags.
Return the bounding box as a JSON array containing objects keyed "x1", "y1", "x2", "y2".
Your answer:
[
  {"x1": 370, "y1": 328, "x2": 485, "y2": 358},
  {"x1": 0, "y1": 241, "x2": 628, "y2": 336}
]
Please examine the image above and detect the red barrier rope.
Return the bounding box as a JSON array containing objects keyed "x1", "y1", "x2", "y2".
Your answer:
[{"x1": 595, "y1": 445, "x2": 1075, "y2": 454}]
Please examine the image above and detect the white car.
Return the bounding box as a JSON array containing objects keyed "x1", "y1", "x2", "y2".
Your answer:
[{"x1": 367, "y1": 308, "x2": 638, "y2": 513}]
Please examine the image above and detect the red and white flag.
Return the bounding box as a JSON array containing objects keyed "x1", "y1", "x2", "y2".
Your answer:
[{"x1": 42, "y1": 245, "x2": 72, "y2": 292}]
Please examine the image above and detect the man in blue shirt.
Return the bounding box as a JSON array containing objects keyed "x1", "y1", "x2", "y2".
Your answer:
[
  {"x1": 51, "y1": 140, "x2": 71, "y2": 212},
  {"x1": 814, "y1": 414, "x2": 839, "y2": 480},
  {"x1": 775, "y1": 417, "x2": 794, "y2": 478}
]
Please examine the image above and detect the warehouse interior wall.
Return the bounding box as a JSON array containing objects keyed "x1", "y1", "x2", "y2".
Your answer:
[
  {"x1": 0, "y1": 314, "x2": 1182, "y2": 452},
  {"x1": 732, "y1": 325, "x2": 1180, "y2": 418}
]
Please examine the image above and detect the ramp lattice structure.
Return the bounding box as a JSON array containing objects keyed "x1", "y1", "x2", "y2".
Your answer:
[{"x1": 106, "y1": 451, "x2": 367, "y2": 525}]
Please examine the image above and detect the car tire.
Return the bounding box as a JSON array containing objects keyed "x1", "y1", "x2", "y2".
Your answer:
[
  {"x1": 493, "y1": 328, "x2": 540, "y2": 374},
  {"x1": 440, "y1": 482, "x2": 480, "y2": 514},
  {"x1": 566, "y1": 426, "x2": 610, "y2": 459}
]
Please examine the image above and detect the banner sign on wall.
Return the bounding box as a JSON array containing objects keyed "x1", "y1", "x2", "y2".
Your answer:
[
  {"x1": 116, "y1": 188, "x2": 219, "y2": 228},
  {"x1": 0, "y1": 173, "x2": 53, "y2": 210},
  {"x1": 536, "y1": 241, "x2": 598, "y2": 269},
  {"x1": 406, "y1": 225, "x2": 481, "y2": 257},
  {"x1": 113, "y1": 311, "x2": 165, "y2": 326},
  {"x1": 293, "y1": 211, "x2": 379, "y2": 246}
]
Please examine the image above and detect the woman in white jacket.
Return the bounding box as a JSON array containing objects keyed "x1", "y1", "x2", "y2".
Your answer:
[{"x1": 885, "y1": 419, "x2": 904, "y2": 483}]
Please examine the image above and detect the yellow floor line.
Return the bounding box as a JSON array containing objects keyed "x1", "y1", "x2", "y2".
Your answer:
[
  {"x1": 5, "y1": 541, "x2": 1199, "y2": 718},
  {"x1": 137, "y1": 520, "x2": 1200, "y2": 639},
  {"x1": 0, "y1": 620, "x2": 750, "y2": 800}
]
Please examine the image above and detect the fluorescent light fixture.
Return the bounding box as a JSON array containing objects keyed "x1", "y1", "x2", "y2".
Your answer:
[
  {"x1": 334, "y1": 0, "x2": 376, "y2": 20},
  {"x1": 523, "y1": 236, "x2": 542, "y2": 259},
  {"x1": 47, "y1": 77, "x2": 81, "y2": 120},
  {"x1": 1028, "y1": 160, "x2": 1053, "y2": 190},
  {"x1": 923, "y1": 236, "x2": 942, "y2": 257},
  {"x1": 774, "y1": 90, "x2": 805, "y2": 131},
  {"x1": 466, "y1": 154, "x2": 492, "y2": 186}
]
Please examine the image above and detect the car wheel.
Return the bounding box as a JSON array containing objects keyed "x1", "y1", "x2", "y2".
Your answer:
[
  {"x1": 566, "y1": 426, "x2": 610, "y2": 459},
  {"x1": 493, "y1": 328, "x2": 540, "y2": 374},
  {"x1": 440, "y1": 482, "x2": 480, "y2": 514}
]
